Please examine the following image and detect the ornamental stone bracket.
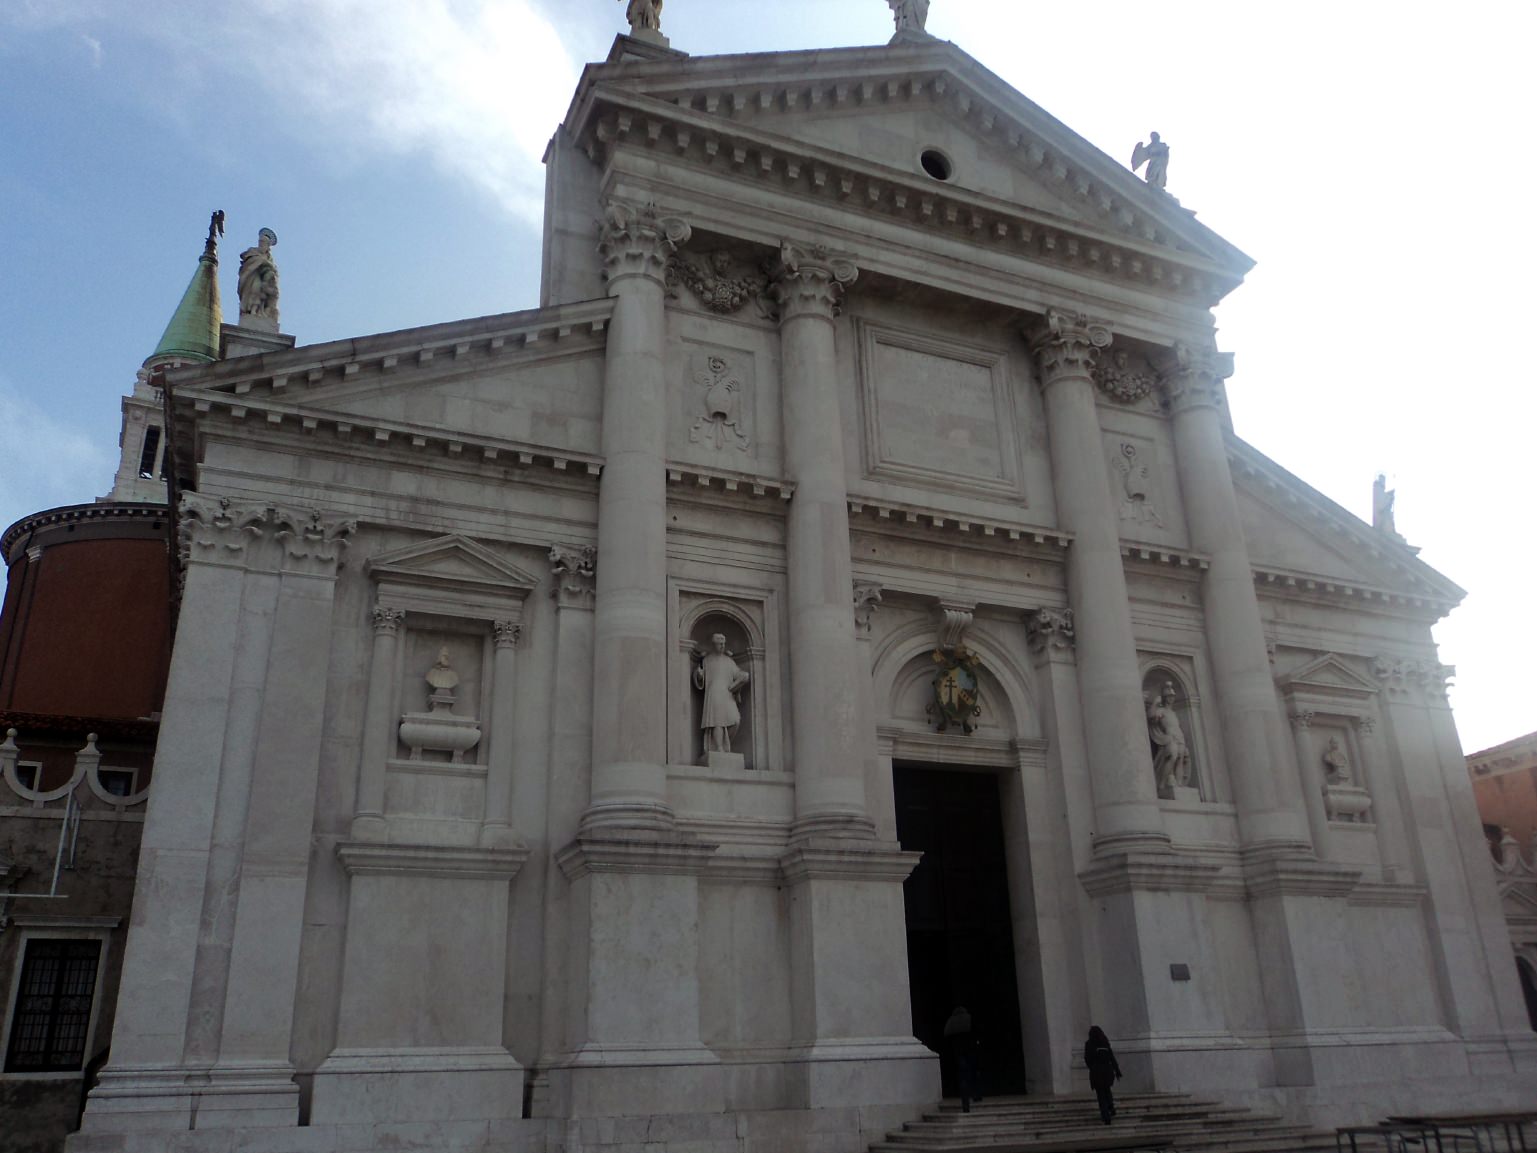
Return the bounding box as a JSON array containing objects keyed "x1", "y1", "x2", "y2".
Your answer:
[
  {"x1": 852, "y1": 581, "x2": 883, "y2": 635},
  {"x1": 934, "y1": 600, "x2": 975, "y2": 652},
  {"x1": 178, "y1": 492, "x2": 356, "y2": 577},
  {"x1": 598, "y1": 201, "x2": 692, "y2": 286},
  {"x1": 770, "y1": 241, "x2": 859, "y2": 321}
]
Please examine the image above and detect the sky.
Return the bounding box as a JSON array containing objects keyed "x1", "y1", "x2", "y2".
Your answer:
[{"x1": 0, "y1": 0, "x2": 1533, "y2": 753}]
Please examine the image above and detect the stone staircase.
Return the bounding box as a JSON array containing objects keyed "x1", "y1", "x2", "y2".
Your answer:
[{"x1": 870, "y1": 1093, "x2": 1338, "y2": 1153}]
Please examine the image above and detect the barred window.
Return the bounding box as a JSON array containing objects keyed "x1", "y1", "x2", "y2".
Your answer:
[{"x1": 4, "y1": 939, "x2": 102, "y2": 1072}]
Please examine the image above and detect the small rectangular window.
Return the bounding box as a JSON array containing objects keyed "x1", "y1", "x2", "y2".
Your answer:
[
  {"x1": 137, "y1": 426, "x2": 161, "y2": 480},
  {"x1": 4, "y1": 939, "x2": 102, "y2": 1072},
  {"x1": 13, "y1": 762, "x2": 41, "y2": 791},
  {"x1": 97, "y1": 768, "x2": 136, "y2": 797}
]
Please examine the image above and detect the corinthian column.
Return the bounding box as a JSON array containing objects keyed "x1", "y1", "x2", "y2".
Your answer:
[
  {"x1": 1161, "y1": 343, "x2": 1312, "y2": 853},
  {"x1": 772, "y1": 242, "x2": 874, "y2": 840},
  {"x1": 1028, "y1": 310, "x2": 1166, "y2": 851},
  {"x1": 584, "y1": 202, "x2": 690, "y2": 831}
]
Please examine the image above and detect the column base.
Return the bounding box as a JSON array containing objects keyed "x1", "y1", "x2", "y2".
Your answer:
[
  {"x1": 783, "y1": 1037, "x2": 939, "y2": 1109},
  {"x1": 548, "y1": 1043, "x2": 723, "y2": 1117},
  {"x1": 81, "y1": 1062, "x2": 299, "y2": 1132},
  {"x1": 311, "y1": 1046, "x2": 524, "y2": 1124},
  {"x1": 789, "y1": 811, "x2": 877, "y2": 841}
]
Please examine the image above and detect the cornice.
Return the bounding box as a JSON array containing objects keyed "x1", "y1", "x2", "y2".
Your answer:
[
  {"x1": 666, "y1": 464, "x2": 793, "y2": 502},
  {"x1": 336, "y1": 840, "x2": 530, "y2": 881},
  {"x1": 2, "y1": 502, "x2": 169, "y2": 565},
  {"x1": 847, "y1": 496, "x2": 1073, "y2": 550},
  {"x1": 575, "y1": 84, "x2": 1244, "y2": 309}
]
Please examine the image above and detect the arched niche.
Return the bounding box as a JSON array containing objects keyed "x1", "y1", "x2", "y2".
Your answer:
[
  {"x1": 677, "y1": 598, "x2": 766, "y2": 771},
  {"x1": 1139, "y1": 663, "x2": 1204, "y2": 800}
]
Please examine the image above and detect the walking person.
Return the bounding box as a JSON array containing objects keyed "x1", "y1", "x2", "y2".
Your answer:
[
  {"x1": 944, "y1": 1005, "x2": 978, "y2": 1113},
  {"x1": 1084, "y1": 1026, "x2": 1121, "y2": 1124}
]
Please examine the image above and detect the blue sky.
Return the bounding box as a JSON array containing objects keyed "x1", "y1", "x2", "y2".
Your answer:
[{"x1": 2, "y1": 0, "x2": 1533, "y2": 751}]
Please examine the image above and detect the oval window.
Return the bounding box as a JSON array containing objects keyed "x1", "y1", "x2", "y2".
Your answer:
[{"x1": 920, "y1": 149, "x2": 953, "y2": 181}]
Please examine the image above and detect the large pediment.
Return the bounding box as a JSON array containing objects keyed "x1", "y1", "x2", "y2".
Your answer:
[{"x1": 566, "y1": 38, "x2": 1252, "y2": 304}]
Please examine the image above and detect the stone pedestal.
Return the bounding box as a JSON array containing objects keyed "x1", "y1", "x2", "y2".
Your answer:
[
  {"x1": 702, "y1": 750, "x2": 744, "y2": 771},
  {"x1": 219, "y1": 322, "x2": 295, "y2": 361}
]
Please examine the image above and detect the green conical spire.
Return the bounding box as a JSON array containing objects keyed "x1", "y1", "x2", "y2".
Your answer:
[{"x1": 145, "y1": 211, "x2": 225, "y2": 367}]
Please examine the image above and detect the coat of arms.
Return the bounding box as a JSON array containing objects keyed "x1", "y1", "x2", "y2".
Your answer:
[{"x1": 927, "y1": 647, "x2": 982, "y2": 734}]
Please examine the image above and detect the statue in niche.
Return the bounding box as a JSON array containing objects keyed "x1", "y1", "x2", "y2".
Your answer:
[
  {"x1": 689, "y1": 355, "x2": 750, "y2": 452},
  {"x1": 1131, "y1": 132, "x2": 1170, "y2": 190},
  {"x1": 426, "y1": 647, "x2": 459, "y2": 699},
  {"x1": 622, "y1": 0, "x2": 662, "y2": 33},
  {"x1": 1322, "y1": 736, "x2": 1352, "y2": 784},
  {"x1": 399, "y1": 647, "x2": 481, "y2": 763},
  {"x1": 693, "y1": 633, "x2": 750, "y2": 757},
  {"x1": 1113, "y1": 442, "x2": 1163, "y2": 527},
  {"x1": 237, "y1": 228, "x2": 280, "y2": 328},
  {"x1": 1145, "y1": 681, "x2": 1192, "y2": 793}
]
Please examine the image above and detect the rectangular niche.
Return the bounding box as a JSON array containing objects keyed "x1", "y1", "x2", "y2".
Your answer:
[
  {"x1": 857, "y1": 322, "x2": 1022, "y2": 500},
  {"x1": 394, "y1": 623, "x2": 487, "y2": 766}
]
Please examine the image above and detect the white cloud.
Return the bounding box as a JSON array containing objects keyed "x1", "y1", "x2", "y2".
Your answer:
[
  {"x1": 0, "y1": 380, "x2": 115, "y2": 534},
  {"x1": 3, "y1": 0, "x2": 581, "y2": 221},
  {"x1": 79, "y1": 31, "x2": 101, "y2": 66}
]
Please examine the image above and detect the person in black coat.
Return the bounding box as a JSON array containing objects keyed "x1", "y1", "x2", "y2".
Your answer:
[{"x1": 1084, "y1": 1026, "x2": 1121, "y2": 1124}]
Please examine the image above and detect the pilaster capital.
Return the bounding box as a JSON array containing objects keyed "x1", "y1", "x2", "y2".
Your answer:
[
  {"x1": 770, "y1": 241, "x2": 859, "y2": 323},
  {"x1": 1289, "y1": 709, "x2": 1315, "y2": 731},
  {"x1": 1355, "y1": 715, "x2": 1377, "y2": 737},
  {"x1": 1024, "y1": 607, "x2": 1076, "y2": 661},
  {"x1": 549, "y1": 543, "x2": 597, "y2": 611},
  {"x1": 370, "y1": 605, "x2": 406, "y2": 636},
  {"x1": 179, "y1": 492, "x2": 268, "y2": 568},
  {"x1": 492, "y1": 620, "x2": 524, "y2": 650},
  {"x1": 1371, "y1": 655, "x2": 1453, "y2": 704},
  {"x1": 1158, "y1": 340, "x2": 1234, "y2": 414},
  {"x1": 852, "y1": 581, "x2": 883, "y2": 635},
  {"x1": 271, "y1": 507, "x2": 357, "y2": 577},
  {"x1": 1027, "y1": 308, "x2": 1112, "y2": 387},
  {"x1": 598, "y1": 201, "x2": 691, "y2": 288}
]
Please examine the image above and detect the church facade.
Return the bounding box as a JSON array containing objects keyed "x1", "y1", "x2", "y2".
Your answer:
[{"x1": 70, "y1": 19, "x2": 1535, "y2": 1153}]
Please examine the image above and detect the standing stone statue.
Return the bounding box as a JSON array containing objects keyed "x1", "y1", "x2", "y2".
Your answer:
[
  {"x1": 693, "y1": 633, "x2": 749, "y2": 756},
  {"x1": 1145, "y1": 681, "x2": 1192, "y2": 792},
  {"x1": 889, "y1": 0, "x2": 930, "y2": 33},
  {"x1": 237, "y1": 227, "x2": 280, "y2": 330},
  {"x1": 1130, "y1": 132, "x2": 1170, "y2": 189},
  {"x1": 622, "y1": 0, "x2": 662, "y2": 33},
  {"x1": 1373, "y1": 474, "x2": 1397, "y2": 536}
]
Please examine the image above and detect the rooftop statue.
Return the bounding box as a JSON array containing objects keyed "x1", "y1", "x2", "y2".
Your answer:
[
  {"x1": 890, "y1": 0, "x2": 930, "y2": 33},
  {"x1": 1131, "y1": 132, "x2": 1170, "y2": 190},
  {"x1": 237, "y1": 227, "x2": 280, "y2": 330},
  {"x1": 622, "y1": 0, "x2": 662, "y2": 33}
]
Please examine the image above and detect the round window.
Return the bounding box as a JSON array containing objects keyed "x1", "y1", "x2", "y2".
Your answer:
[{"x1": 920, "y1": 149, "x2": 953, "y2": 181}]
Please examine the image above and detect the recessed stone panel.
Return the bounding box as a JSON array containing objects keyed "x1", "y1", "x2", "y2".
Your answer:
[{"x1": 858, "y1": 322, "x2": 1022, "y2": 499}]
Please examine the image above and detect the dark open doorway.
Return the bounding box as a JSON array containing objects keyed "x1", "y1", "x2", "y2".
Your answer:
[{"x1": 895, "y1": 763, "x2": 1027, "y2": 1098}]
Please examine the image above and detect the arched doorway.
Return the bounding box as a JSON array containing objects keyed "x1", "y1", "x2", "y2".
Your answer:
[{"x1": 873, "y1": 622, "x2": 1051, "y2": 1097}]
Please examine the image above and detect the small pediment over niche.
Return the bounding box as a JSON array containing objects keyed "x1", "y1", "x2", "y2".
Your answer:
[
  {"x1": 1277, "y1": 653, "x2": 1379, "y2": 702},
  {"x1": 367, "y1": 535, "x2": 538, "y2": 620},
  {"x1": 1500, "y1": 881, "x2": 1537, "y2": 923}
]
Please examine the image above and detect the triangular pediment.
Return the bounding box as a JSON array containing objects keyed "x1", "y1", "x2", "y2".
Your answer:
[
  {"x1": 1278, "y1": 653, "x2": 1380, "y2": 699},
  {"x1": 1229, "y1": 438, "x2": 1464, "y2": 617},
  {"x1": 568, "y1": 38, "x2": 1252, "y2": 293},
  {"x1": 1500, "y1": 881, "x2": 1537, "y2": 923},
  {"x1": 367, "y1": 535, "x2": 538, "y2": 596}
]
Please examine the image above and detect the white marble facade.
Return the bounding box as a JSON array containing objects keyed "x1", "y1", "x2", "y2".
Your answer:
[{"x1": 72, "y1": 29, "x2": 1537, "y2": 1153}]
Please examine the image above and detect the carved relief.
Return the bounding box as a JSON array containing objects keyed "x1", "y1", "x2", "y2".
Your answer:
[
  {"x1": 666, "y1": 250, "x2": 768, "y2": 315},
  {"x1": 1112, "y1": 441, "x2": 1163, "y2": 527},
  {"x1": 688, "y1": 354, "x2": 750, "y2": 452},
  {"x1": 928, "y1": 647, "x2": 982, "y2": 734},
  {"x1": 1092, "y1": 349, "x2": 1157, "y2": 404}
]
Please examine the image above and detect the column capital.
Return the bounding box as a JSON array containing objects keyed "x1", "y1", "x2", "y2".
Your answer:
[
  {"x1": 492, "y1": 620, "x2": 524, "y2": 649},
  {"x1": 1158, "y1": 340, "x2": 1235, "y2": 414},
  {"x1": 370, "y1": 605, "x2": 406, "y2": 636},
  {"x1": 770, "y1": 241, "x2": 859, "y2": 323},
  {"x1": 549, "y1": 543, "x2": 597, "y2": 611},
  {"x1": 178, "y1": 494, "x2": 355, "y2": 577},
  {"x1": 1024, "y1": 607, "x2": 1076, "y2": 661},
  {"x1": 1027, "y1": 308, "x2": 1112, "y2": 386},
  {"x1": 1289, "y1": 708, "x2": 1316, "y2": 731},
  {"x1": 271, "y1": 507, "x2": 358, "y2": 577},
  {"x1": 852, "y1": 581, "x2": 883, "y2": 635},
  {"x1": 598, "y1": 201, "x2": 691, "y2": 288},
  {"x1": 179, "y1": 492, "x2": 269, "y2": 568}
]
